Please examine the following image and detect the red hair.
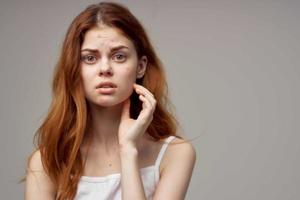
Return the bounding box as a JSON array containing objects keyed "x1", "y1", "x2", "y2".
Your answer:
[{"x1": 27, "y1": 2, "x2": 183, "y2": 199}]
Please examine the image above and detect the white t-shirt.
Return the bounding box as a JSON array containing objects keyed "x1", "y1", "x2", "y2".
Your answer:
[{"x1": 74, "y1": 135, "x2": 176, "y2": 200}]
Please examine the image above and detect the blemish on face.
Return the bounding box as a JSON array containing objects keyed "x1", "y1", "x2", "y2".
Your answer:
[{"x1": 96, "y1": 34, "x2": 111, "y2": 39}]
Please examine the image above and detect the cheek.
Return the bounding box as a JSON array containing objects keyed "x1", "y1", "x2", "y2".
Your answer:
[
  {"x1": 80, "y1": 70, "x2": 89, "y2": 87},
  {"x1": 118, "y1": 66, "x2": 137, "y2": 95},
  {"x1": 80, "y1": 68, "x2": 94, "y2": 94},
  {"x1": 124, "y1": 67, "x2": 135, "y2": 80},
  {"x1": 81, "y1": 65, "x2": 96, "y2": 81},
  {"x1": 122, "y1": 64, "x2": 137, "y2": 80}
]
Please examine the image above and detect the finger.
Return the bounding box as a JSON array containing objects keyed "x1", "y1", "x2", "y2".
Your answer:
[
  {"x1": 139, "y1": 93, "x2": 156, "y2": 108},
  {"x1": 134, "y1": 84, "x2": 154, "y2": 97},
  {"x1": 144, "y1": 93, "x2": 157, "y2": 109},
  {"x1": 134, "y1": 87, "x2": 156, "y2": 107},
  {"x1": 139, "y1": 94, "x2": 151, "y2": 109},
  {"x1": 135, "y1": 87, "x2": 157, "y2": 109},
  {"x1": 139, "y1": 95, "x2": 156, "y2": 116},
  {"x1": 133, "y1": 84, "x2": 157, "y2": 109},
  {"x1": 138, "y1": 95, "x2": 153, "y2": 122},
  {"x1": 136, "y1": 87, "x2": 154, "y2": 98}
]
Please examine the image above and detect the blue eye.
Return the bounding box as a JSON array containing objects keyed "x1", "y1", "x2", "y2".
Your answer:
[
  {"x1": 113, "y1": 53, "x2": 126, "y2": 62},
  {"x1": 82, "y1": 55, "x2": 97, "y2": 64}
]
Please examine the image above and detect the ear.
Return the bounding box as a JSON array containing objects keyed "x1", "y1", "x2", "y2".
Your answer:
[{"x1": 136, "y1": 55, "x2": 148, "y2": 79}]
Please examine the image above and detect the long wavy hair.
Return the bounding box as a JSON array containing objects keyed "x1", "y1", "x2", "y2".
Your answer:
[{"x1": 26, "y1": 2, "x2": 183, "y2": 199}]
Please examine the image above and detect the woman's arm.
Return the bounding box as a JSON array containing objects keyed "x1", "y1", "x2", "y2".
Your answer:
[
  {"x1": 118, "y1": 84, "x2": 157, "y2": 199},
  {"x1": 120, "y1": 143, "x2": 147, "y2": 200},
  {"x1": 119, "y1": 138, "x2": 196, "y2": 200},
  {"x1": 118, "y1": 84, "x2": 196, "y2": 199},
  {"x1": 25, "y1": 150, "x2": 56, "y2": 200},
  {"x1": 153, "y1": 139, "x2": 197, "y2": 200}
]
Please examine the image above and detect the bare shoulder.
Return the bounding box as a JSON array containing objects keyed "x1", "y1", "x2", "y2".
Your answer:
[
  {"x1": 27, "y1": 150, "x2": 44, "y2": 172},
  {"x1": 160, "y1": 137, "x2": 197, "y2": 174},
  {"x1": 153, "y1": 137, "x2": 197, "y2": 199},
  {"x1": 168, "y1": 137, "x2": 196, "y2": 161},
  {"x1": 170, "y1": 137, "x2": 196, "y2": 148},
  {"x1": 25, "y1": 150, "x2": 56, "y2": 200}
]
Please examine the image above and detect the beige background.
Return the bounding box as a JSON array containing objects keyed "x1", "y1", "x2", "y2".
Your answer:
[{"x1": 0, "y1": 0, "x2": 299, "y2": 199}]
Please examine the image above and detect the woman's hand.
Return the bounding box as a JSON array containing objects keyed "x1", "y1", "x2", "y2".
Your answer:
[{"x1": 118, "y1": 83, "x2": 156, "y2": 148}]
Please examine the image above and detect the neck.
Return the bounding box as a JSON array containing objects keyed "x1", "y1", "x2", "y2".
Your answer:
[{"x1": 86, "y1": 101, "x2": 123, "y2": 153}]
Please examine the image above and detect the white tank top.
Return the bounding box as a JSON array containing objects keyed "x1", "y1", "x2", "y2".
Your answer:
[{"x1": 74, "y1": 135, "x2": 176, "y2": 200}]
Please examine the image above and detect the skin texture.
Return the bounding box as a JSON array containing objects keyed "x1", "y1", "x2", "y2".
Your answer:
[
  {"x1": 80, "y1": 25, "x2": 151, "y2": 148},
  {"x1": 25, "y1": 25, "x2": 196, "y2": 200},
  {"x1": 80, "y1": 25, "x2": 155, "y2": 199},
  {"x1": 80, "y1": 26, "x2": 145, "y2": 108}
]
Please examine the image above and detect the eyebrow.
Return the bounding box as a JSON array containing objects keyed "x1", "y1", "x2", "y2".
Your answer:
[{"x1": 81, "y1": 45, "x2": 129, "y2": 53}]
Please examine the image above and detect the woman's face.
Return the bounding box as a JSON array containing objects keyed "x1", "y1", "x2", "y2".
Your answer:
[{"x1": 80, "y1": 25, "x2": 147, "y2": 107}]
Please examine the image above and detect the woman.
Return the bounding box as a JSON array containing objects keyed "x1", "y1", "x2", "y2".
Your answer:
[{"x1": 25, "y1": 2, "x2": 196, "y2": 200}]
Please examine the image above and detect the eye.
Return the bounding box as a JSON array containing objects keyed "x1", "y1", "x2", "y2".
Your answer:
[
  {"x1": 81, "y1": 55, "x2": 97, "y2": 64},
  {"x1": 112, "y1": 53, "x2": 126, "y2": 62}
]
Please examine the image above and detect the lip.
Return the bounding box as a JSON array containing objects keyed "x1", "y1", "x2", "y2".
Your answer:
[
  {"x1": 96, "y1": 87, "x2": 116, "y2": 94},
  {"x1": 96, "y1": 81, "x2": 117, "y2": 94},
  {"x1": 96, "y1": 81, "x2": 117, "y2": 89}
]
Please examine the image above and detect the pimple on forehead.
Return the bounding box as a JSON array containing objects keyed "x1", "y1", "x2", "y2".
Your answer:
[
  {"x1": 83, "y1": 28, "x2": 133, "y2": 50},
  {"x1": 94, "y1": 38, "x2": 120, "y2": 48},
  {"x1": 94, "y1": 32, "x2": 120, "y2": 43},
  {"x1": 96, "y1": 34, "x2": 111, "y2": 39},
  {"x1": 94, "y1": 36, "x2": 131, "y2": 48}
]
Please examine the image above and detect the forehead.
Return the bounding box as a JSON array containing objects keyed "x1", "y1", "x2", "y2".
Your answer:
[{"x1": 81, "y1": 26, "x2": 134, "y2": 50}]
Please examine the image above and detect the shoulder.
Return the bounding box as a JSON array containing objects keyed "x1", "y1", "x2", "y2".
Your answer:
[
  {"x1": 25, "y1": 149, "x2": 56, "y2": 199},
  {"x1": 153, "y1": 137, "x2": 197, "y2": 199},
  {"x1": 27, "y1": 149, "x2": 44, "y2": 171},
  {"x1": 169, "y1": 137, "x2": 196, "y2": 152},
  {"x1": 161, "y1": 136, "x2": 197, "y2": 174},
  {"x1": 168, "y1": 137, "x2": 196, "y2": 162}
]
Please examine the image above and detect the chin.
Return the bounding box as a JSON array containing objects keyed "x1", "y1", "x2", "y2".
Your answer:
[
  {"x1": 93, "y1": 96, "x2": 129, "y2": 108},
  {"x1": 86, "y1": 90, "x2": 132, "y2": 107},
  {"x1": 92, "y1": 100, "x2": 119, "y2": 107}
]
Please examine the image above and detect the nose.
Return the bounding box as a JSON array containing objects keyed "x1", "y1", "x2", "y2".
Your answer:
[{"x1": 98, "y1": 57, "x2": 113, "y2": 77}]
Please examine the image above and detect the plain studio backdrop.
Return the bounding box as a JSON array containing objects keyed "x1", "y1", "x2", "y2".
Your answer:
[{"x1": 0, "y1": 0, "x2": 299, "y2": 199}]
